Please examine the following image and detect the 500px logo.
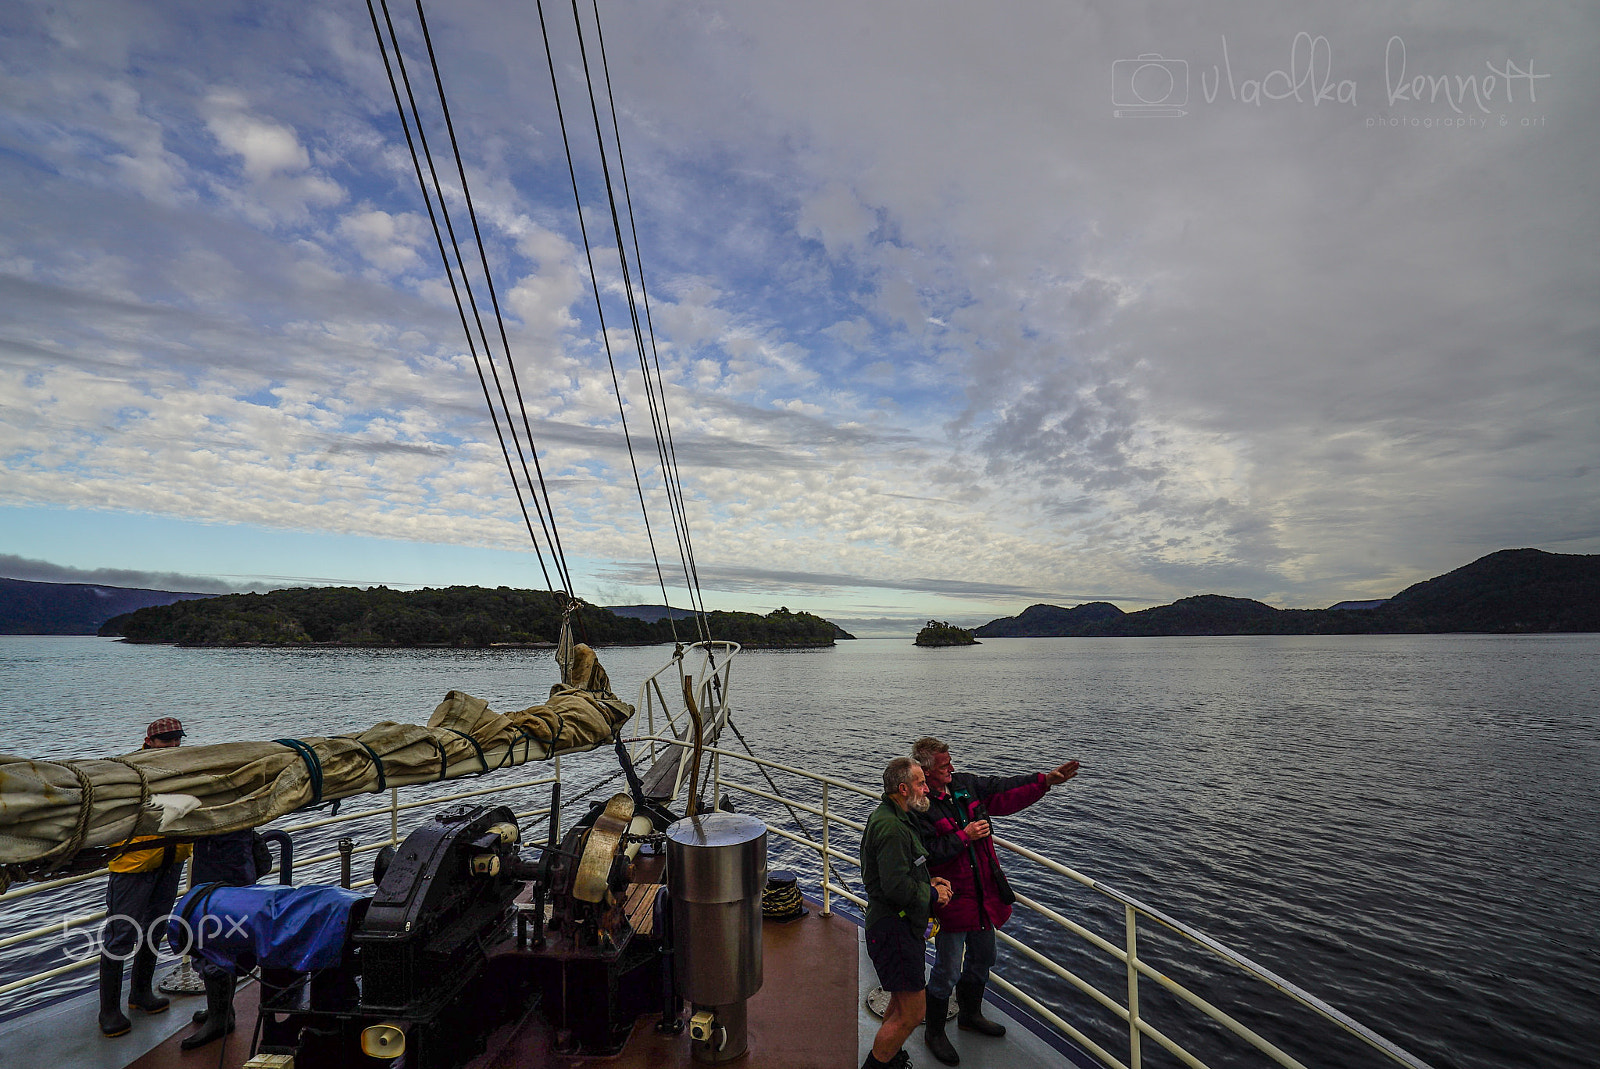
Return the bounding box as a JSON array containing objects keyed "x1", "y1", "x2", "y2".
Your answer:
[{"x1": 58, "y1": 912, "x2": 248, "y2": 962}]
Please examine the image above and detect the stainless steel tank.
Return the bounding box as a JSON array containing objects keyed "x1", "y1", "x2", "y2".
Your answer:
[{"x1": 666, "y1": 812, "x2": 767, "y2": 1061}]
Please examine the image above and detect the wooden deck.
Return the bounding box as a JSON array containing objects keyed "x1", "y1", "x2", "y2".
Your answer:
[
  {"x1": 0, "y1": 897, "x2": 1091, "y2": 1069},
  {"x1": 28, "y1": 905, "x2": 859, "y2": 1069}
]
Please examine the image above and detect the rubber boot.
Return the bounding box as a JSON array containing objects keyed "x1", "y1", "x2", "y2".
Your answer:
[
  {"x1": 180, "y1": 971, "x2": 236, "y2": 1050},
  {"x1": 924, "y1": 994, "x2": 959, "y2": 1065},
  {"x1": 127, "y1": 945, "x2": 169, "y2": 1014},
  {"x1": 98, "y1": 956, "x2": 132, "y2": 1037},
  {"x1": 955, "y1": 980, "x2": 1005, "y2": 1037}
]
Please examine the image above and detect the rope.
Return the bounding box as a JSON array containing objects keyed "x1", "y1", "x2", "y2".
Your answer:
[
  {"x1": 366, "y1": 0, "x2": 568, "y2": 597},
  {"x1": 443, "y1": 728, "x2": 490, "y2": 775},
  {"x1": 42, "y1": 761, "x2": 97, "y2": 873},
  {"x1": 412, "y1": 0, "x2": 576, "y2": 598},
  {"x1": 274, "y1": 740, "x2": 324, "y2": 808},
  {"x1": 511, "y1": 725, "x2": 542, "y2": 767},
  {"x1": 533, "y1": 0, "x2": 678, "y2": 630},
  {"x1": 350, "y1": 739, "x2": 388, "y2": 791},
  {"x1": 105, "y1": 757, "x2": 153, "y2": 839},
  {"x1": 586, "y1": 0, "x2": 712, "y2": 643}
]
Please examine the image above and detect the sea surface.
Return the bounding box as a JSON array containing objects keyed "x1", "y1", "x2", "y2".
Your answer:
[{"x1": 0, "y1": 634, "x2": 1596, "y2": 1068}]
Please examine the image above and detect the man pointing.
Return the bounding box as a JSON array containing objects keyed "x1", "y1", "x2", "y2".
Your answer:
[{"x1": 911, "y1": 737, "x2": 1080, "y2": 1066}]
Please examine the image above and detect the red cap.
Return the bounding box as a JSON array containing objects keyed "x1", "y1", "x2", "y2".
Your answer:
[{"x1": 145, "y1": 717, "x2": 186, "y2": 744}]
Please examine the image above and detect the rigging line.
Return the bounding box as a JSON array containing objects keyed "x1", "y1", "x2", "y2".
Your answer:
[
  {"x1": 586, "y1": 0, "x2": 712, "y2": 644},
  {"x1": 411, "y1": 0, "x2": 577, "y2": 600},
  {"x1": 366, "y1": 0, "x2": 554, "y2": 594},
  {"x1": 567, "y1": 0, "x2": 707, "y2": 644},
  {"x1": 381, "y1": 0, "x2": 574, "y2": 598},
  {"x1": 533, "y1": 0, "x2": 680, "y2": 641}
]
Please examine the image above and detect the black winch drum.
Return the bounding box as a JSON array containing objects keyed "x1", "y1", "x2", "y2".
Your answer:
[{"x1": 666, "y1": 812, "x2": 767, "y2": 1062}]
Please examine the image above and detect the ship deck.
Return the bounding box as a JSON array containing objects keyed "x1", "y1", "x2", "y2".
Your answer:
[{"x1": 0, "y1": 899, "x2": 1093, "y2": 1069}]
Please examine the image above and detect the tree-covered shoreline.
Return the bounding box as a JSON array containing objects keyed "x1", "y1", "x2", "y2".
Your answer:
[{"x1": 99, "y1": 587, "x2": 849, "y2": 649}]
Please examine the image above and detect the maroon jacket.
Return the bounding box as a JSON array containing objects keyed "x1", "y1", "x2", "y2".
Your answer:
[{"x1": 915, "y1": 770, "x2": 1049, "y2": 932}]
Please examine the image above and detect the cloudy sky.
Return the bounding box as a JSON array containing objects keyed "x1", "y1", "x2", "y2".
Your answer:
[{"x1": 0, "y1": 0, "x2": 1594, "y2": 634}]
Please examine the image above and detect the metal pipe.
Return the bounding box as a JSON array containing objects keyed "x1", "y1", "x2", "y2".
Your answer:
[
  {"x1": 985, "y1": 972, "x2": 1131, "y2": 1069},
  {"x1": 0, "y1": 910, "x2": 105, "y2": 952},
  {"x1": 1126, "y1": 904, "x2": 1142, "y2": 1069},
  {"x1": 717, "y1": 777, "x2": 868, "y2": 831},
  {"x1": 820, "y1": 783, "x2": 831, "y2": 917}
]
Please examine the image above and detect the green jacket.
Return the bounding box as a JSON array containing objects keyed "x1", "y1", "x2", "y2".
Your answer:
[{"x1": 861, "y1": 794, "x2": 933, "y2": 930}]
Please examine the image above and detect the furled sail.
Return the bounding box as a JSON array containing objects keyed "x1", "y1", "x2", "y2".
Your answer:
[{"x1": 0, "y1": 645, "x2": 631, "y2": 886}]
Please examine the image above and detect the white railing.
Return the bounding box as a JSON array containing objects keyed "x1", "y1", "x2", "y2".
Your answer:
[
  {"x1": 1, "y1": 717, "x2": 1433, "y2": 1069},
  {"x1": 634, "y1": 640, "x2": 740, "y2": 801},
  {"x1": 624, "y1": 734, "x2": 1436, "y2": 1069},
  {"x1": 0, "y1": 771, "x2": 564, "y2": 1003}
]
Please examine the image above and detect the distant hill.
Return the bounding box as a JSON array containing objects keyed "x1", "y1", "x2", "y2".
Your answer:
[
  {"x1": 973, "y1": 601, "x2": 1124, "y2": 637},
  {"x1": 973, "y1": 549, "x2": 1600, "y2": 637},
  {"x1": 610, "y1": 604, "x2": 855, "y2": 641},
  {"x1": 99, "y1": 587, "x2": 851, "y2": 649},
  {"x1": 606, "y1": 604, "x2": 701, "y2": 624},
  {"x1": 0, "y1": 577, "x2": 211, "y2": 635}
]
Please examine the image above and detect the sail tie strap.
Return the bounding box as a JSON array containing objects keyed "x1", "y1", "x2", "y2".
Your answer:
[
  {"x1": 274, "y1": 739, "x2": 324, "y2": 808},
  {"x1": 443, "y1": 728, "x2": 490, "y2": 775},
  {"x1": 511, "y1": 725, "x2": 541, "y2": 766},
  {"x1": 349, "y1": 739, "x2": 387, "y2": 791}
]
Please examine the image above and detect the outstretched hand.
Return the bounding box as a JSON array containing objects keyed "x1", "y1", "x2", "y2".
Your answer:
[{"x1": 1045, "y1": 760, "x2": 1080, "y2": 786}]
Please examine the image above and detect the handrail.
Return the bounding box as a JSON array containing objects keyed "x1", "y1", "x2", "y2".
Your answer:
[
  {"x1": 1, "y1": 730, "x2": 1434, "y2": 1069},
  {"x1": 627, "y1": 734, "x2": 1434, "y2": 1069}
]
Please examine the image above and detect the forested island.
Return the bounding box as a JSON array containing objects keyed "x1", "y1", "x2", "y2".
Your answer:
[
  {"x1": 100, "y1": 587, "x2": 851, "y2": 649},
  {"x1": 914, "y1": 620, "x2": 979, "y2": 646},
  {"x1": 974, "y1": 549, "x2": 1600, "y2": 637}
]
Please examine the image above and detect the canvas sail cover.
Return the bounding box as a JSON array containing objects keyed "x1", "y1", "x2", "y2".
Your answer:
[{"x1": 0, "y1": 644, "x2": 632, "y2": 885}]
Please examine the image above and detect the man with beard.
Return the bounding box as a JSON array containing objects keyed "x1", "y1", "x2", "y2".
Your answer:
[
  {"x1": 912, "y1": 737, "x2": 1080, "y2": 1065},
  {"x1": 860, "y1": 756, "x2": 953, "y2": 1069}
]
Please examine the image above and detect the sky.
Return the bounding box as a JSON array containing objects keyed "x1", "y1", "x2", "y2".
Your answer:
[{"x1": 0, "y1": 1, "x2": 1595, "y2": 636}]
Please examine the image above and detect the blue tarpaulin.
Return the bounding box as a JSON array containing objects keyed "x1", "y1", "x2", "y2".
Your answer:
[{"x1": 170, "y1": 883, "x2": 367, "y2": 973}]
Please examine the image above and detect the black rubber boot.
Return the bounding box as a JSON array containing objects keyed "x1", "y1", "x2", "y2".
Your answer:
[
  {"x1": 180, "y1": 971, "x2": 235, "y2": 1050},
  {"x1": 924, "y1": 994, "x2": 959, "y2": 1065},
  {"x1": 98, "y1": 956, "x2": 131, "y2": 1038},
  {"x1": 127, "y1": 945, "x2": 169, "y2": 1014},
  {"x1": 955, "y1": 980, "x2": 1005, "y2": 1037}
]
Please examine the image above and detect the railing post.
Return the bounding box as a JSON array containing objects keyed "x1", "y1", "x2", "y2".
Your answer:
[
  {"x1": 1125, "y1": 903, "x2": 1142, "y2": 1069},
  {"x1": 389, "y1": 787, "x2": 399, "y2": 845},
  {"x1": 820, "y1": 783, "x2": 832, "y2": 917},
  {"x1": 712, "y1": 749, "x2": 722, "y2": 808}
]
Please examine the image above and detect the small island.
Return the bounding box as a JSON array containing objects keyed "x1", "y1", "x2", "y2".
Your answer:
[
  {"x1": 914, "y1": 620, "x2": 979, "y2": 647},
  {"x1": 98, "y1": 587, "x2": 852, "y2": 649}
]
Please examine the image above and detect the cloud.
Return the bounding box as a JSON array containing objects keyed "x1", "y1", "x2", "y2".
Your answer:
[
  {"x1": 0, "y1": 554, "x2": 247, "y2": 593},
  {"x1": 0, "y1": 0, "x2": 1594, "y2": 621},
  {"x1": 598, "y1": 561, "x2": 1150, "y2": 605}
]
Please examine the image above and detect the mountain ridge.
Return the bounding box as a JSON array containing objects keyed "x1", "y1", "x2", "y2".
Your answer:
[{"x1": 972, "y1": 549, "x2": 1600, "y2": 637}]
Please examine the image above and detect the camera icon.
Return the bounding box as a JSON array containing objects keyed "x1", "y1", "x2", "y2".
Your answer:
[{"x1": 1112, "y1": 53, "x2": 1189, "y2": 117}]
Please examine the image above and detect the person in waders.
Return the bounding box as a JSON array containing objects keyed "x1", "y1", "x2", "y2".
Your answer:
[
  {"x1": 911, "y1": 737, "x2": 1080, "y2": 1066},
  {"x1": 97, "y1": 718, "x2": 193, "y2": 1038},
  {"x1": 861, "y1": 756, "x2": 954, "y2": 1069}
]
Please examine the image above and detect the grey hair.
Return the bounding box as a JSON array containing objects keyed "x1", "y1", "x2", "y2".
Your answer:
[
  {"x1": 911, "y1": 737, "x2": 949, "y2": 769},
  {"x1": 883, "y1": 756, "x2": 920, "y2": 795}
]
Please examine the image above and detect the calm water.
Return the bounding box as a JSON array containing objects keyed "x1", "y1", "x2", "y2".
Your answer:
[{"x1": 1, "y1": 634, "x2": 1596, "y2": 1068}]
